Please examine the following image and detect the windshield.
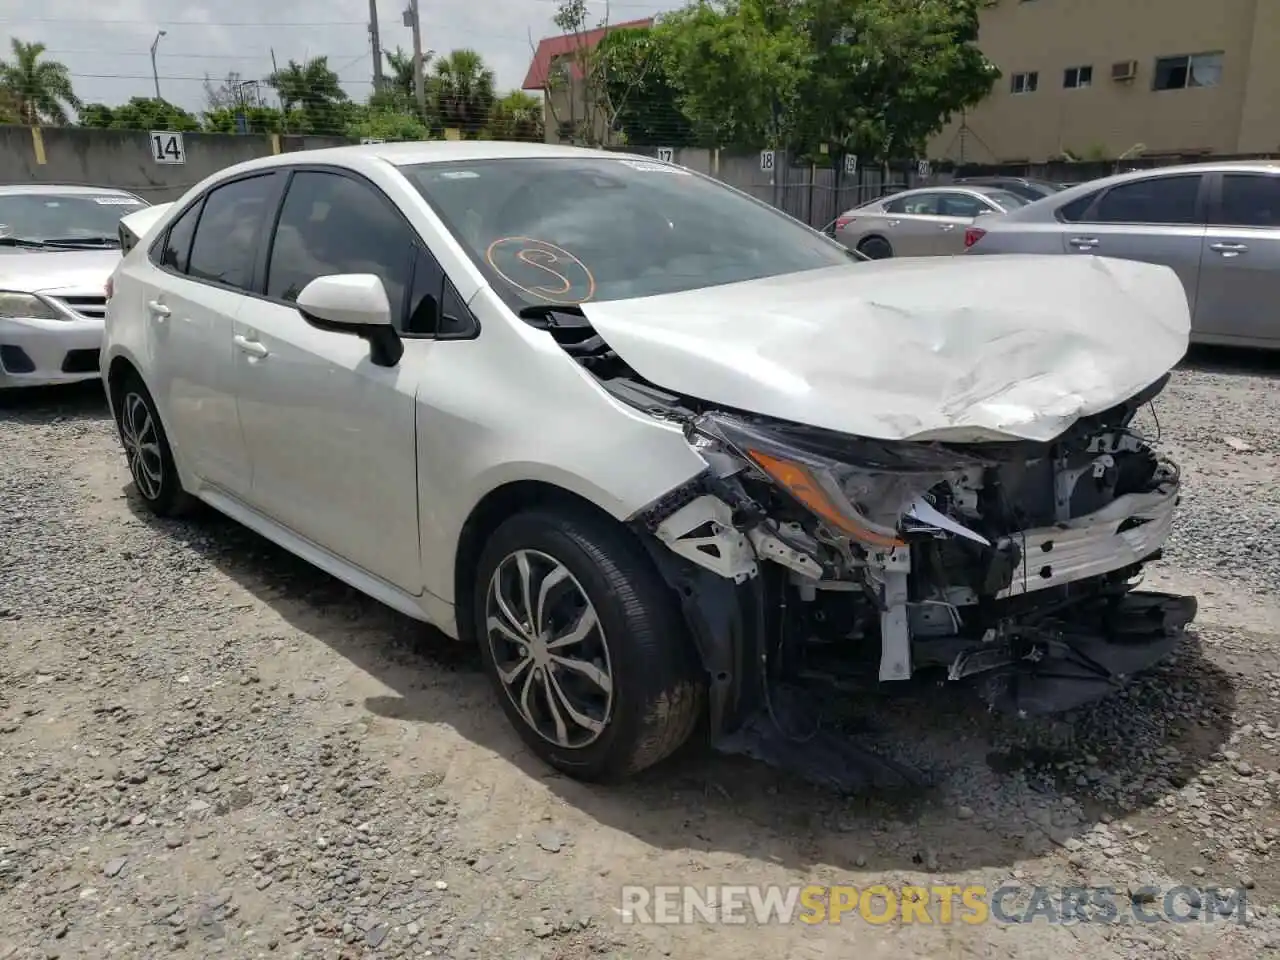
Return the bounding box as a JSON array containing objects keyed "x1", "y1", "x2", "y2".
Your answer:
[
  {"x1": 984, "y1": 190, "x2": 1030, "y2": 210},
  {"x1": 0, "y1": 191, "x2": 146, "y2": 246},
  {"x1": 402, "y1": 157, "x2": 853, "y2": 308}
]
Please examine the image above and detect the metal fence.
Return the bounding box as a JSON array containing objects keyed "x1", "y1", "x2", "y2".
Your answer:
[{"x1": 618, "y1": 146, "x2": 929, "y2": 230}]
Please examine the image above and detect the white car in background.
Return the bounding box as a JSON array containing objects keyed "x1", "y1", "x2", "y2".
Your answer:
[
  {"x1": 0, "y1": 184, "x2": 147, "y2": 389},
  {"x1": 103, "y1": 142, "x2": 1197, "y2": 784}
]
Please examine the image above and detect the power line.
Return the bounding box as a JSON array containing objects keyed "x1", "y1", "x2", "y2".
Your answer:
[{"x1": 41, "y1": 49, "x2": 370, "y2": 61}]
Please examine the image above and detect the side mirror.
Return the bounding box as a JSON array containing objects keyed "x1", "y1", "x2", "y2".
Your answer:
[{"x1": 296, "y1": 273, "x2": 403, "y2": 368}]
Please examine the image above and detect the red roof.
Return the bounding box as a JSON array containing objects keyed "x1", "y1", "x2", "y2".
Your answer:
[{"x1": 521, "y1": 18, "x2": 654, "y2": 90}]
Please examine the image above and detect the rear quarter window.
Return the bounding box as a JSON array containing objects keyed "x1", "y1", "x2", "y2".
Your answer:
[{"x1": 1056, "y1": 192, "x2": 1099, "y2": 222}]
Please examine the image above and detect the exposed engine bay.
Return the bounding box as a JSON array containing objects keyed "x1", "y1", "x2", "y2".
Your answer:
[{"x1": 524, "y1": 305, "x2": 1197, "y2": 780}]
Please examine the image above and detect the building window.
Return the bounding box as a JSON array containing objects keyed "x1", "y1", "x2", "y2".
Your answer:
[
  {"x1": 1063, "y1": 65, "x2": 1093, "y2": 89},
  {"x1": 1011, "y1": 72, "x2": 1039, "y2": 94},
  {"x1": 1153, "y1": 52, "x2": 1223, "y2": 90}
]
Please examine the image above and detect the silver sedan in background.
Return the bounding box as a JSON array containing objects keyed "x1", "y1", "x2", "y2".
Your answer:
[
  {"x1": 966, "y1": 161, "x2": 1280, "y2": 350},
  {"x1": 834, "y1": 185, "x2": 1028, "y2": 259}
]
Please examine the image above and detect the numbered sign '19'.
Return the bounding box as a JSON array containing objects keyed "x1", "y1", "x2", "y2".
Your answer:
[{"x1": 150, "y1": 131, "x2": 186, "y2": 165}]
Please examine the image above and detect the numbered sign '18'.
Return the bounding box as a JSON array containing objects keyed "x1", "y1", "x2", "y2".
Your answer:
[{"x1": 149, "y1": 131, "x2": 186, "y2": 165}]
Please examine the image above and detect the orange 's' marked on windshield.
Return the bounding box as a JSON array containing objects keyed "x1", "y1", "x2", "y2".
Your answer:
[{"x1": 485, "y1": 236, "x2": 597, "y2": 305}]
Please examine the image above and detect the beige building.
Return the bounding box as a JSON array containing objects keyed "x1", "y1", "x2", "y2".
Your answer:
[{"x1": 929, "y1": 0, "x2": 1280, "y2": 164}]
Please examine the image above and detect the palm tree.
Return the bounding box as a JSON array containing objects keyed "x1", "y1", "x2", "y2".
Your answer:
[
  {"x1": 267, "y1": 56, "x2": 349, "y2": 135},
  {"x1": 384, "y1": 46, "x2": 432, "y2": 100},
  {"x1": 0, "y1": 38, "x2": 82, "y2": 125},
  {"x1": 431, "y1": 49, "x2": 496, "y2": 136}
]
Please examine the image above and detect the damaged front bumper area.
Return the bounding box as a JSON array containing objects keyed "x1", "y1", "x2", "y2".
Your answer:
[{"x1": 631, "y1": 373, "x2": 1196, "y2": 736}]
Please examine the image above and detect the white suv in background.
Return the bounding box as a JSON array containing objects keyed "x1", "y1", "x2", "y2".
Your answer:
[{"x1": 0, "y1": 185, "x2": 146, "y2": 389}]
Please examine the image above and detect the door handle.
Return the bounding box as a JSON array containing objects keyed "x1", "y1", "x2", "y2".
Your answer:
[
  {"x1": 886, "y1": 219, "x2": 900, "y2": 227},
  {"x1": 1209, "y1": 241, "x2": 1248, "y2": 254},
  {"x1": 146, "y1": 300, "x2": 170, "y2": 320},
  {"x1": 1069, "y1": 237, "x2": 1099, "y2": 249},
  {"x1": 233, "y1": 334, "x2": 269, "y2": 358},
  {"x1": 939, "y1": 224, "x2": 956, "y2": 231}
]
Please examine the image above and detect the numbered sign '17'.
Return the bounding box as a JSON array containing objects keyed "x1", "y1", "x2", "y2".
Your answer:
[
  {"x1": 656, "y1": 147, "x2": 674, "y2": 163},
  {"x1": 150, "y1": 131, "x2": 186, "y2": 165}
]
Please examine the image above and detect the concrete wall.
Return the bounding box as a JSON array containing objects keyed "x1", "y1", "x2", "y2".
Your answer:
[
  {"x1": 928, "y1": 0, "x2": 1274, "y2": 163},
  {"x1": 1, "y1": 125, "x2": 352, "y2": 202}
]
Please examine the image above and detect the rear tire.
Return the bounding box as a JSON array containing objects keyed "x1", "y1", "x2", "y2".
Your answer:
[
  {"x1": 473, "y1": 506, "x2": 704, "y2": 782},
  {"x1": 858, "y1": 236, "x2": 894, "y2": 260},
  {"x1": 114, "y1": 373, "x2": 193, "y2": 518}
]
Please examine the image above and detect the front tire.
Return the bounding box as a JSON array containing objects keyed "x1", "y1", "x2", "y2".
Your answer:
[
  {"x1": 474, "y1": 507, "x2": 704, "y2": 781},
  {"x1": 114, "y1": 373, "x2": 192, "y2": 518}
]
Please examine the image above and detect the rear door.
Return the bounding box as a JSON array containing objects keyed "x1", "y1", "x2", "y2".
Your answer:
[
  {"x1": 1058, "y1": 173, "x2": 1208, "y2": 309},
  {"x1": 879, "y1": 192, "x2": 955, "y2": 257},
  {"x1": 1194, "y1": 171, "x2": 1280, "y2": 346},
  {"x1": 142, "y1": 172, "x2": 284, "y2": 496}
]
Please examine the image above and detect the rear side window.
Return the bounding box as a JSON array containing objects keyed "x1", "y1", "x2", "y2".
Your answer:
[
  {"x1": 1217, "y1": 173, "x2": 1280, "y2": 227},
  {"x1": 885, "y1": 193, "x2": 942, "y2": 215},
  {"x1": 1091, "y1": 175, "x2": 1202, "y2": 225},
  {"x1": 187, "y1": 174, "x2": 281, "y2": 291},
  {"x1": 265, "y1": 171, "x2": 415, "y2": 325},
  {"x1": 158, "y1": 200, "x2": 201, "y2": 273}
]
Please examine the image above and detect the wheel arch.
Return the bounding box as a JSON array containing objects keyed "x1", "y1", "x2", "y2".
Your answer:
[{"x1": 452, "y1": 479, "x2": 635, "y2": 643}]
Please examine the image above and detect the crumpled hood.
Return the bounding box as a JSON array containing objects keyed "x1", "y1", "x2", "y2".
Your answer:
[
  {"x1": 579, "y1": 254, "x2": 1190, "y2": 443},
  {"x1": 0, "y1": 248, "x2": 120, "y2": 295}
]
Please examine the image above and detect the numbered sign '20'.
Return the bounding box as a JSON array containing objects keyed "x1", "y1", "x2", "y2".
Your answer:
[{"x1": 149, "y1": 131, "x2": 186, "y2": 165}]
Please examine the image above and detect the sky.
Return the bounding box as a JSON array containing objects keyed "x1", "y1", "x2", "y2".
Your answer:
[{"x1": 1, "y1": 0, "x2": 690, "y2": 113}]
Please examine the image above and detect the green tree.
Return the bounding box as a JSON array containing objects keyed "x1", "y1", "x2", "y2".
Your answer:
[
  {"x1": 76, "y1": 97, "x2": 200, "y2": 132},
  {"x1": 655, "y1": 0, "x2": 806, "y2": 148},
  {"x1": 655, "y1": 0, "x2": 997, "y2": 159},
  {"x1": 345, "y1": 103, "x2": 430, "y2": 141},
  {"x1": 202, "y1": 105, "x2": 287, "y2": 134},
  {"x1": 484, "y1": 91, "x2": 544, "y2": 142},
  {"x1": 0, "y1": 38, "x2": 82, "y2": 125},
  {"x1": 431, "y1": 49, "x2": 495, "y2": 136},
  {"x1": 267, "y1": 56, "x2": 349, "y2": 135},
  {"x1": 596, "y1": 27, "x2": 693, "y2": 147}
]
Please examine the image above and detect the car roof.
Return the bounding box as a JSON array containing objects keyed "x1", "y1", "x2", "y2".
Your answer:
[
  {"x1": 217, "y1": 140, "x2": 629, "y2": 178},
  {"x1": 0, "y1": 183, "x2": 140, "y2": 197},
  {"x1": 859, "y1": 184, "x2": 1009, "y2": 207},
  {"x1": 995, "y1": 159, "x2": 1280, "y2": 220}
]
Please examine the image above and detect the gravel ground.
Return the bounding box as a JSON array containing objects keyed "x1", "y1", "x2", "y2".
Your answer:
[{"x1": 2, "y1": 350, "x2": 1280, "y2": 960}]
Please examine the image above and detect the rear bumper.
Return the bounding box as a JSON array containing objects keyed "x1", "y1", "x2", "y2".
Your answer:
[{"x1": 0, "y1": 315, "x2": 103, "y2": 388}]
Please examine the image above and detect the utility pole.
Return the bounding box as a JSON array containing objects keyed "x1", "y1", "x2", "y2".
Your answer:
[
  {"x1": 150, "y1": 29, "x2": 166, "y2": 100},
  {"x1": 407, "y1": 0, "x2": 426, "y2": 118},
  {"x1": 368, "y1": 0, "x2": 384, "y2": 89}
]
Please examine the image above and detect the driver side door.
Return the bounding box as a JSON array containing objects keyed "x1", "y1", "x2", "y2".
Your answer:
[{"x1": 231, "y1": 167, "x2": 434, "y2": 595}]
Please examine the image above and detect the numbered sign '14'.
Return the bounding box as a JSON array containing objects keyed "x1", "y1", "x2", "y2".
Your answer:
[{"x1": 149, "y1": 131, "x2": 186, "y2": 165}]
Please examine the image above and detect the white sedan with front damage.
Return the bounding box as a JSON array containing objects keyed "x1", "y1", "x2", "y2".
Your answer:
[
  {"x1": 0, "y1": 185, "x2": 148, "y2": 388},
  {"x1": 101, "y1": 142, "x2": 1196, "y2": 784}
]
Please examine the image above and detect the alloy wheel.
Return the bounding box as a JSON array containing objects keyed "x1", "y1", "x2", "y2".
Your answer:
[
  {"x1": 120, "y1": 391, "x2": 163, "y2": 500},
  {"x1": 484, "y1": 549, "x2": 614, "y2": 749}
]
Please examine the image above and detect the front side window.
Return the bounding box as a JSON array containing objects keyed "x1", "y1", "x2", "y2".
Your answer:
[
  {"x1": 1218, "y1": 174, "x2": 1280, "y2": 228},
  {"x1": 982, "y1": 190, "x2": 1029, "y2": 210},
  {"x1": 266, "y1": 171, "x2": 415, "y2": 325},
  {"x1": 938, "y1": 193, "x2": 990, "y2": 218},
  {"x1": 1153, "y1": 52, "x2": 1223, "y2": 90},
  {"x1": 187, "y1": 174, "x2": 281, "y2": 291},
  {"x1": 401, "y1": 157, "x2": 853, "y2": 309},
  {"x1": 1091, "y1": 175, "x2": 1202, "y2": 225},
  {"x1": 0, "y1": 191, "x2": 145, "y2": 246}
]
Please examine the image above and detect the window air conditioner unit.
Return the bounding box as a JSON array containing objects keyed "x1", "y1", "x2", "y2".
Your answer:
[{"x1": 1111, "y1": 60, "x2": 1138, "y2": 81}]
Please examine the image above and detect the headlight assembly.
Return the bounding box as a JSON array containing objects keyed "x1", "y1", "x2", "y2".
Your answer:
[
  {"x1": 693, "y1": 412, "x2": 984, "y2": 549},
  {"x1": 0, "y1": 291, "x2": 63, "y2": 321}
]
